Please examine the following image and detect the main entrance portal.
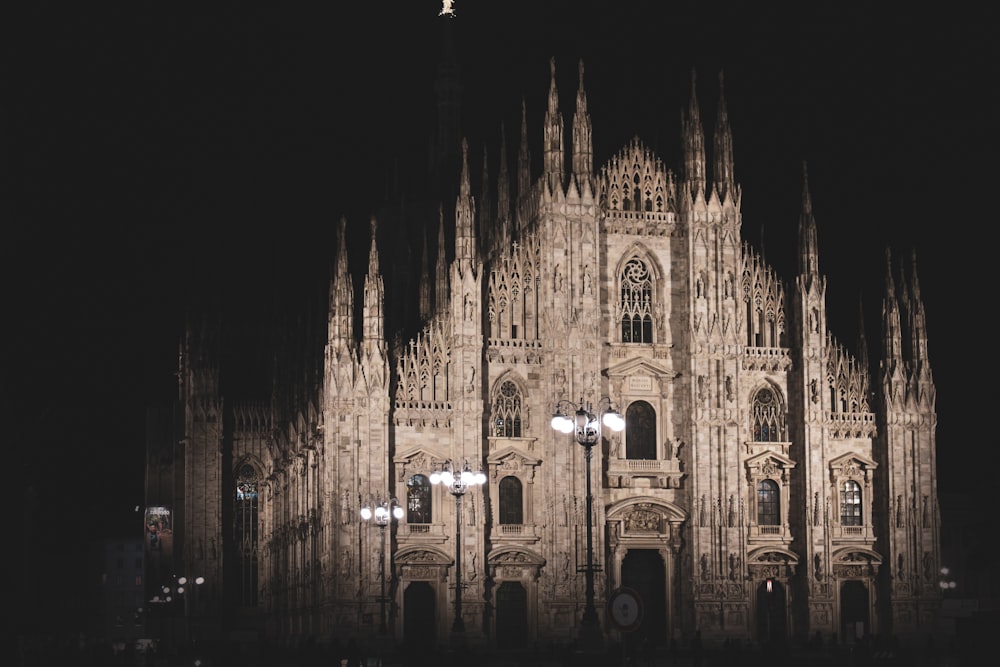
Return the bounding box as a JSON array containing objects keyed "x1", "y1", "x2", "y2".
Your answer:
[
  {"x1": 756, "y1": 579, "x2": 787, "y2": 644},
  {"x1": 403, "y1": 581, "x2": 436, "y2": 651},
  {"x1": 620, "y1": 549, "x2": 667, "y2": 647},
  {"x1": 495, "y1": 581, "x2": 528, "y2": 649},
  {"x1": 840, "y1": 580, "x2": 869, "y2": 643}
]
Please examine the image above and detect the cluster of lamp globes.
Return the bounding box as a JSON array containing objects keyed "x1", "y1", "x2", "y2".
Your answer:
[
  {"x1": 360, "y1": 501, "x2": 405, "y2": 526},
  {"x1": 430, "y1": 466, "x2": 487, "y2": 494},
  {"x1": 150, "y1": 575, "x2": 205, "y2": 603},
  {"x1": 550, "y1": 404, "x2": 626, "y2": 445}
]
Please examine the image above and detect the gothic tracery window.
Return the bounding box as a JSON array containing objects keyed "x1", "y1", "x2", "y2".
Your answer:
[
  {"x1": 493, "y1": 380, "x2": 523, "y2": 437},
  {"x1": 620, "y1": 257, "x2": 653, "y2": 343},
  {"x1": 751, "y1": 387, "x2": 782, "y2": 442},
  {"x1": 234, "y1": 463, "x2": 259, "y2": 607}
]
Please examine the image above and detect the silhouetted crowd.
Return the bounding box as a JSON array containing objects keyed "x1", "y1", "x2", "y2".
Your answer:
[{"x1": 10, "y1": 630, "x2": 978, "y2": 667}]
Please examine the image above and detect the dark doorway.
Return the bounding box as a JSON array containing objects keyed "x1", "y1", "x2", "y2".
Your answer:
[
  {"x1": 495, "y1": 581, "x2": 528, "y2": 649},
  {"x1": 756, "y1": 579, "x2": 787, "y2": 645},
  {"x1": 403, "y1": 581, "x2": 436, "y2": 652},
  {"x1": 840, "y1": 580, "x2": 869, "y2": 644},
  {"x1": 620, "y1": 549, "x2": 667, "y2": 647}
]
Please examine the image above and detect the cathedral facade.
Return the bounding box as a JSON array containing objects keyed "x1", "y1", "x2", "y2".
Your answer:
[{"x1": 144, "y1": 55, "x2": 942, "y2": 652}]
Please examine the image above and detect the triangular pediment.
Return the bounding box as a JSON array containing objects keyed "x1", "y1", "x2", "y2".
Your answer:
[
  {"x1": 392, "y1": 447, "x2": 439, "y2": 470},
  {"x1": 487, "y1": 445, "x2": 541, "y2": 467},
  {"x1": 745, "y1": 450, "x2": 796, "y2": 469},
  {"x1": 829, "y1": 452, "x2": 878, "y2": 470},
  {"x1": 606, "y1": 357, "x2": 677, "y2": 380}
]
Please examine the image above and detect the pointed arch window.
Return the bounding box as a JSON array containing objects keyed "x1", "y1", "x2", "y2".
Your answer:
[
  {"x1": 407, "y1": 474, "x2": 432, "y2": 524},
  {"x1": 620, "y1": 258, "x2": 653, "y2": 343},
  {"x1": 625, "y1": 400, "x2": 656, "y2": 460},
  {"x1": 498, "y1": 476, "x2": 523, "y2": 525},
  {"x1": 493, "y1": 380, "x2": 523, "y2": 437},
  {"x1": 757, "y1": 479, "x2": 780, "y2": 525},
  {"x1": 841, "y1": 480, "x2": 862, "y2": 526},
  {"x1": 751, "y1": 387, "x2": 782, "y2": 442},
  {"x1": 234, "y1": 463, "x2": 259, "y2": 607}
]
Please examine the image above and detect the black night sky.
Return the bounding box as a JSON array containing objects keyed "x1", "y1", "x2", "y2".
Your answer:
[{"x1": 5, "y1": 2, "x2": 994, "y2": 550}]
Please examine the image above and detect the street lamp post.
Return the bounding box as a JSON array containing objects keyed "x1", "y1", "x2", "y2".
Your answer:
[
  {"x1": 551, "y1": 398, "x2": 625, "y2": 650},
  {"x1": 430, "y1": 460, "x2": 486, "y2": 638},
  {"x1": 175, "y1": 575, "x2": 205, "y2": 646},
  {"x1": 360, "y1": 496, "x2": 405, "y2": 633}
]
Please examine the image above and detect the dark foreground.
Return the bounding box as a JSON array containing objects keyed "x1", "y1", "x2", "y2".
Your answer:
[{"x1": 14, "y1": 635, "x2": 984, "y2": 667}]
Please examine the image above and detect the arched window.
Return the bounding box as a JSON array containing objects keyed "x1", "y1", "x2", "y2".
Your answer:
[
  {"x1": 234, "y1": 463, "x2": 259, "y2": 607},
  {"x1": 620, "y1": 258, "x2": 653, "y2": 343},
  {"x1": 625, "y1": 400, "x2": 656, "y2": 460},
  {"x1": 841, "y1": 480, "x2": 862, "y2": 526},
  {"x1": 407, "y1": 474, "x2": 432, "y2": 524},
  {"x1": 498, "y1": 476, "x2": 523, "y2": 525},
  {"x1": 751, "y1": 388, "x2": 781, "y2": 442},
  {"x1": 757, "y1": 479, "x2": 780, "y2": 525},
  {"x1": 493, "y1": 380, "x2": 523, "y2": 437}
]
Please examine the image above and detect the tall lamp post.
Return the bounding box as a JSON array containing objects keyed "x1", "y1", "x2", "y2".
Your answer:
[
  {"x1": 360, "y1": 496, "x2": 405, "y2": 633},
  {"x1": 551, "y1": 398, "x2": 625, "y2": 649},
  {"x1": 430, "y1": 460, "x2": 486, "y2": 637},
  {"x1": 175, "y1": 575, "x2": 205, "y2": 646}
]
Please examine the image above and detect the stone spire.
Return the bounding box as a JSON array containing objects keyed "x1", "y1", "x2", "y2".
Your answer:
[
  {"x1": 681, "y1": 68, "x2": 706, "y2": 201},
  {"x1": 543, "y1": 57, "x2": 565, "y2": 195},
  {"x1": 713, "y1": 71, "x2": 735, "y2": 202},
  {"x1": 571, "y1": 58, "x2": 593, "y2": 197}
]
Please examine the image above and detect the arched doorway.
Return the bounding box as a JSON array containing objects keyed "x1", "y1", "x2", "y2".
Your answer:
[
  {"x1": 495, "y1": 581, "x2": 528, "y2": 649},
  {"x1": 840, "y1": 580, "x2": 869, "y2": 644},
  {"x1": 756, "y1": 579, "x2": 787, "y2": 645},
  {"x1": 620, "y1": 549, "x2": 667, "y2": 647},
  {"x1": 403, "y1": 581, "x2": 436, "y2": 652}
]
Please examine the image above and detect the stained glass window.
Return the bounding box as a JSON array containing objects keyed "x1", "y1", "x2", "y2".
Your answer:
[
  {"x1": 841, "y1": 480, "x2": 862, "y2": 526},
  {"x1": 407, "y1": 474, "x2": 432, "y2": 524},
  {"x1": 757, "y1": 480, "x2": 780, "y2": 525}
]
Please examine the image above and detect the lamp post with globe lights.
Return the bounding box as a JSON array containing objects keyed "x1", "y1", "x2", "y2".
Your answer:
[
  {"x1": 148, "y1": 574, "x2": 205, "y2": 651},
  {"x1": 175, "y1": 575, "x2": 205, "y2": 646},
  {"x1": 430, "y1": 460, "x2": 487, "y2": 637},
  {"x1": 938, "y1": 566, "x2": 957, "y2": 595},
  {"x1": 360, "y1": 496, "x2": 405, "y2": 634},
  {"x1": 551, "y1": 397, "x2": 625, "y2": 650}
]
